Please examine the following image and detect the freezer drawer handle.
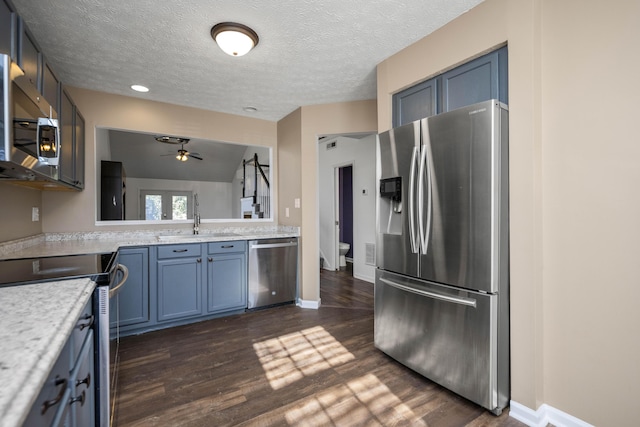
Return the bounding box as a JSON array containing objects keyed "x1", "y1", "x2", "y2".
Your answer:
[
  {"x1": 250, "y1": 242, "x2": 297, "y2": 249},
  {"x1": 380, "y1": 277, "x2": 476, "y2": 308}
]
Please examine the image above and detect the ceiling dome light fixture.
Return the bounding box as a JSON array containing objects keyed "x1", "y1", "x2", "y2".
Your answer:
[{"x1": 211, "y1": 22, "x2": 259, "y2": 57}]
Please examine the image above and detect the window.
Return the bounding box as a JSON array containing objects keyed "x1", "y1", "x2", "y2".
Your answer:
[{"x1": 140, "y1": 190, "x2": 193, "y2": 220}]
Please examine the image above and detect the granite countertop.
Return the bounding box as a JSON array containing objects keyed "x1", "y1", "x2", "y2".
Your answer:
[
  {"x1": 0, "y1": 278, "x2": 95, "y2": 427},
  {"x1": 0, "y1": 227, "x2": 299, "y2": 260}
]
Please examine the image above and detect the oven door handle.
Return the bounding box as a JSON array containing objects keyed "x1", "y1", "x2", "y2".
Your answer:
[{"x1": 109, "y1": 264, "x2": 129, "y2": 298}]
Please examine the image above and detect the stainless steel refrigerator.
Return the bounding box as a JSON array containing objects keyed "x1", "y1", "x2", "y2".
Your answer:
[{"x1": 375, "y1": 99, "x2": 509, "y2": 415}]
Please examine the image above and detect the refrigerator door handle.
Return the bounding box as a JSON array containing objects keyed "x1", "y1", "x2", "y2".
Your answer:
[
  {"x1": 408, "y1": 146, "x2": 419, "y2": 253},
  {"x1": 417, "y1": 134, "x2": 433, "y2": 255},
  {"x1": 380, "y1": 277, "x2": 477, "y2": 308}
]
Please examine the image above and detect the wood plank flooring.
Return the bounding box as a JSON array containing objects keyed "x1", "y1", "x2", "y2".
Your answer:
[{"x1": 113, "y1": 266, "x2": 525, "y2": 426}]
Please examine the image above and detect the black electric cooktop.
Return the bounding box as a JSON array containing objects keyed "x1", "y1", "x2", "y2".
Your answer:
[{"x1": 0, "y1": 252, "x2": 117, "y2": 288}]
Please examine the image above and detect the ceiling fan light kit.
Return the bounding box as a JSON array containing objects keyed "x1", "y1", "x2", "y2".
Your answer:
[{"x1": 154, "y1": 135, "x2": 190, "y2": 145}]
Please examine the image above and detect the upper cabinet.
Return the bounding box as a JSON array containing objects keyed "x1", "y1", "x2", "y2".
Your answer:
[
  {"x1": 59, "y1": 87, "x2": 84, "y2": 189},
  {"x1": 0, "y1": 0, "x2": 16, "y2": 58},
  {"x1": 0, "y1": 3, "x2": 86, "y2": 190},
  {"x1": 393, "y1": 46, "x2": 508, "y2": 127},
  {"x1": 392, "y1": 77, "x2": 438, "y2": 127},
  {"x1": 441, "y1": 47, "x2": 508, "y2": 113}
]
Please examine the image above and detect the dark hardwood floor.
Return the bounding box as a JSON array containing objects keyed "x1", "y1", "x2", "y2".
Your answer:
[{"x1": 113, "y1": 266, "x2": 524, "y2": 426}]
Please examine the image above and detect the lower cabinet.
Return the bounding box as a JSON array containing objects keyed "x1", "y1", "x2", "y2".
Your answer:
[
  {"x1": 116, "y1": 241, "x2": 249, "y2": 336},
  {"x1": 24, "y1": 299, "x2": 95, "y2": 427},
  {"x1": 110, "y1": 247, "x2": 149, "y2": 332},
  {"x1": 157, "y1": 243, "x2": 203, "y2": 322},
  {"x1": 207, "y1": 241, "x2": 247, "y2": 313}
]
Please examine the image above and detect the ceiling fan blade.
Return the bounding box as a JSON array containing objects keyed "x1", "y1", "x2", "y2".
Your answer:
[{"x1": 190, "y1": 154, "x2": 203, "y2": 160}]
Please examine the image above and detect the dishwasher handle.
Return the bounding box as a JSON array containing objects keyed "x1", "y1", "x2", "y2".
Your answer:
[{"x1": 250, "y1": 242, "x2": 298, "y2": 249}]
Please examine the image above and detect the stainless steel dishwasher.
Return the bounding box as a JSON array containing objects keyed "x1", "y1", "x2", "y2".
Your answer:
[{"x1": 247, "y1": 237, "x2": 298, "y2": 309}]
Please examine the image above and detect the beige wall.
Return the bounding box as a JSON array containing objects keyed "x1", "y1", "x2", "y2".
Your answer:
[
  {"x1": 277, "y1": 108, "x2": 303, "y2": 227},
  {"x1": 41, "y1": 88, "x2": 278, "y2": 233},
  {"x1": 0, "y1": 183, "x2": 42, "y2": 242},
  {"x1": 540, "y1": 0, "x2": 640, "y2": 424},
  {"x1": 378, "y1": 0, "x2": 639, "y2": 425},
  {"x1": 297, "y1": 100, "x2": 377, "y2": 301}
]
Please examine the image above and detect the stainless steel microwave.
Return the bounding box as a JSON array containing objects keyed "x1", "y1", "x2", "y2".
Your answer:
[{"x1": 1, "y1": 53, "x2": 60, "y2": 181}]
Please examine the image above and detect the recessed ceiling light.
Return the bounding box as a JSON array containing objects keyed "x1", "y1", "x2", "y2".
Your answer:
[
  {"x1": 243, "y1": 106, "x2": 258, "y2": 113},
  {"x1": 131, "y1": 84, "x2": 149, "y2": 93}
]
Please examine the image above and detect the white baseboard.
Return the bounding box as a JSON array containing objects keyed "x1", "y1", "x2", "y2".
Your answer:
[
  {"x1": 297, "y1": 299, "x2": 320, "y2": 309},
  {"x1": 353, "y1": 273, "x2": 374, "y2": 283},
  {"x1": 510, "y1": 401, "x2": 594, "y2": 427}
]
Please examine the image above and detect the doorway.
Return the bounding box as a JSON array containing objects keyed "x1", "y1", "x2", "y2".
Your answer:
[{"x1": 335, "y1": 165, "x2": 353, "y2": 273}]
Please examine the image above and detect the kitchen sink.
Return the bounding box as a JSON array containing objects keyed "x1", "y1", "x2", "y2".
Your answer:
[{"x1": 157, "y1": 232, "x2": 239, "y2": 241}]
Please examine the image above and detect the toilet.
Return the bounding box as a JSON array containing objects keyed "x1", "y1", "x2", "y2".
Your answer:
[{"x1": 338, "y1": 242, "x2": 350, "y2": 268}]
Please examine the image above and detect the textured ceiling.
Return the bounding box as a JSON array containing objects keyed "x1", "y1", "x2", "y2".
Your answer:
[{"x1": 11, "y1": 0, "x2": 483, "y2": 122}]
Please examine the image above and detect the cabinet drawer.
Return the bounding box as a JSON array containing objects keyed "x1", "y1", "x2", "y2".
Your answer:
[
  {"x1": 158, "y1": 243, "x2": 201, "y2": 259},
  {"x1": 70, "y1": 298, "x2": 93, "y2": 367},
  {"x1": 208, "y1": 240, "x2": 246, "y2": 254}
]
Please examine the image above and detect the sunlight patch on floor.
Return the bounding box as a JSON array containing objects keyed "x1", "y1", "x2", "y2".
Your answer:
[
  {"x1": 284, "y1": 373, "x2": 427, "y2": 426},
  {"x1": 253, "y1": 326, "x2": 355, "y2": 390}
]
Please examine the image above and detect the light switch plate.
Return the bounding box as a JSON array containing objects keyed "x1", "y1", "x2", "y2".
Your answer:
[
  {"x1": 294, "y1": 198, "x2": 300, "y2": 208},
  {"x1": 32, "y1": 207, "x2": 39, "y2": 222}
]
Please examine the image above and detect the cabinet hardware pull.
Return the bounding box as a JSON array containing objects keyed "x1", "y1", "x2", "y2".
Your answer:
[
  {"x1": 221, "y1": 245, "x2": 234, "y2": 248},
  {"x1": 197, "y1": 258, "x2": 202, "y2": 263},
  {"x1": 77, "y1": 314, "x2": 94, "y2": 331},
  {"x1": 76, "y1": 373, "x2": 91, "y2": 388},
  {"x1": 208, "y1": 257, "x2": 213, "y2": 262},
  {"x1": 69, "y1": 390, "x2": 86, "y2": 407},
  {"x1": 112, "y1": 195, "x2": 116, "y2": 206},
  {"x1": 41, "y1": 377, "x2": 68, "y2": 414},
  {"x1": 173, "y1": 249, "x2": 188, "y2": 253}
]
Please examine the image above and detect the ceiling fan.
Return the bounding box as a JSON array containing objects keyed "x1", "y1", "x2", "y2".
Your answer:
[{"x1": 162, "y1": 143, "x2": 203, "y2": 162}]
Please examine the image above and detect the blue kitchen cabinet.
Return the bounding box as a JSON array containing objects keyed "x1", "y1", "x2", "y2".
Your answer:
[
  {"x1": 392, "y1": 46, "x2": 508, "y2": 126},
  {"x1": 393, "y1": 77, "x2": 438, "y2": 126},
  {"x1": 441, "y1": 46, "x2": 508, "y2": 112},
  {"x1": 0, "y1": 0, "x2": 16, "y2": 58},
  {"x1": 157, "y1": 243, "x2": 203, "y2": 322},
  {"x1": 24, "y1": 299, "x2": 95, "y2": 427},
  {"x1": 110, "y1": 247, "x2": 149, "y2": 331},
  {"x1": 207, "y1": 241, "x2": 247, "y2": 313}
]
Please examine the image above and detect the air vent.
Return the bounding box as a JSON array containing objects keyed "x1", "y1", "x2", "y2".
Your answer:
[
  {"x1": 326, "y1": 141, "x2": 337, "y2": 150},
  {"x1": 365, "y1": 243, "x2": 376, "y2": 266}
]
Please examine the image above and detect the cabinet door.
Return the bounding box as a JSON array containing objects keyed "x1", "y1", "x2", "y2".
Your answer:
[
  {"x1": 18, "y1": 21, "x2": 39, "y2": 88},
  {"x1": 0, "y1": 0, "x2": 15, "y2": 57},
  {"x1": 110, "y1": 247, "x2": 149, "y2": 328},
  {"x1": 59, "y1": 89, "x2": 75, "y2": 185},
  {"x1": 157, "y1": 257, "x2": 203, "y2": 321},
  {"x1": 392, "y1": 77, "x2": 438, "y2": 127},
  {"x1": 441, "y1": 46, "x2": 508, "y2": 112},
  {"x1": 42, "y1": 60, "x2": 59, "y2": 112},
  {"x1": 69, "y1": 331, "x2": 95, "y2": 427},
  {"x1": 23, "y1": 341, "x2": 71, "y2": 427},
  {"x1": 74, "y1": 109, "x2": 85, "y2": 188},
  {"x1": 207, "y1": 253, "x2": 246, "y2": 313}
]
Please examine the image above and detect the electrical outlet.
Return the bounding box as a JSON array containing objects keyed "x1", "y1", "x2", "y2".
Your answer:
[{"x1": 32, "y1": 207, "x2": 39, "y2": 222}]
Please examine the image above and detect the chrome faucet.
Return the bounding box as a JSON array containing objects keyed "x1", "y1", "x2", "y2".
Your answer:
[{"x1": 193, "y1": 193, "x2": 200, "y2": 234}]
